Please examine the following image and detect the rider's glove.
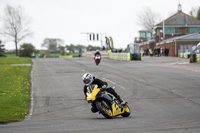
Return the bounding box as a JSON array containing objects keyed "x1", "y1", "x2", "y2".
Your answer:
[{"x1": 101, "y1": 85, "x2": 107, "y2": 91}]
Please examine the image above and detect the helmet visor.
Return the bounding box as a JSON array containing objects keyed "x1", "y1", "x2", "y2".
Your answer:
[{"x1": 84, "y1": 79, "x2": 91, "y2": 84}]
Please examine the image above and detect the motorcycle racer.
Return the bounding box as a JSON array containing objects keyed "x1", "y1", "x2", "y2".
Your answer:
[
  {"x1": 82, "y1": 73, "x2": 126, "y2": 113},
  {"x1": 94, "y1": 50, "x2": 101, "y2": 57}
]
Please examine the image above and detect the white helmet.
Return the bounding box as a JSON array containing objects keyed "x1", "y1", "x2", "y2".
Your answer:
[{"x1": 82, "y1": 73, "x2": 93, "y2": 85}]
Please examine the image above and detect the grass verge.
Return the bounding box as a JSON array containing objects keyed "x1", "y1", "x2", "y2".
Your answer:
[
  {"x1": 0, "y1": 57, "x2": 32, "y2": 123},
  {"x1": 0, "y1": 57, "x2": 32, "y2": 65}
]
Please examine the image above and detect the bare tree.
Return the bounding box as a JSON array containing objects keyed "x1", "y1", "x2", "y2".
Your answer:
[
  {"x1": 197, "y1": 8, "x2": 200, "y2": 20},
  {"x1": 42, "y1": 38, "x2": 64, "y2": 52},
  {"x1": 0, "y1": 5, "x2": 32, "y2": 56},
  {"x1": 190, "y1": 7, "x2": 199, "y2": 18},
  {"x1": 136, "y1": 7, "x2": 161, "y2": 30}
]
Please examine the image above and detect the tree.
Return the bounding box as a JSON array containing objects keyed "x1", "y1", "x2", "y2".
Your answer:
[
  {"x1": 0, "y1": 40, "x2": 6, "y2": 57},
  {"x1": 0, "y1": 5, "x2": 32, "y2": 56},
  {"x1": 136, "y1": 7, "x2": 161, "y2": 30},
  {"x1": 65, "y1": 44, "x2": 86, "y2": 53},
  {"x1": 76, "y1": 44, "x2": 86, "y2": 53},
  {"x1": 189, "y1": 7, "x2": 200, "y2": 20},
  {"x1": 86, "y1": 45, "x2": 101, "y2": 51},
  {"x1": 41, "y1": 38, "x2": 64, "y2": 52},
  {"x1": 197, "y1": 8, "x2": 200, "y2": 20},
  {"x1": 66, "y1": 44, "x2": 75, "y2": 53},
  {"x1": 58, "y1": 46, "x2": 65, "y2": 55},
  {"x1": 190, "y1": 7, "x2": 200, "y2": 19},
  {"x1": 19, "y1": 43, "x2": 35, "y2": 57}
]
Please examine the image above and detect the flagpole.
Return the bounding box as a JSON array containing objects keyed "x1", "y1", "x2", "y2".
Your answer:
[{"x1": 163, "y1": 20, "x2": 165, "y2": 39}]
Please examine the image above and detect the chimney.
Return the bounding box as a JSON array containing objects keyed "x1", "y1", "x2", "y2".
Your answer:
[{"x1": 178, "y1": 3, "x2": 182, "y2": 12}]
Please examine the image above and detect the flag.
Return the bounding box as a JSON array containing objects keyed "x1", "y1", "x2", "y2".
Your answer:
[{"x1": 109, "y1": 36, "x2": 114, "y2": 49}]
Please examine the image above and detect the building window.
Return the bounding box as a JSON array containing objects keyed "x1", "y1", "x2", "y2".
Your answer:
[
  {"x1": 186, "y1": 28, "x2": 189, "y2": 33},
  {"x1": 146, "y1": 32, "x2": 152, "y2": 40},
  {"x1": 164, "y1": 27, "x2": 178, "y2": 35},
  {"x1": 175, "y1": 28, "x2": 179, "y2": 34},
  {"x1": 186, "y1": 27, "x2": 200, "y2": 34},
  {"x1": 140, "y1": 32, "x2": 146, "y2": 38},
  {"x1": 157, "y1": 29, "x2": 160, "y2": 36}
]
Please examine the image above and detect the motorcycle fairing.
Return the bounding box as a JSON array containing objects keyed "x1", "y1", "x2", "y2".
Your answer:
[
  {"x1": 95, "y1": 55, "x2": 101, "y2": 59},
  {"x1": 98, "y1": 91, "x2": 125, "y2": 116},
  {"x1": 97, "y1": 91, "x2": 114, "y2": 104},
  {"x1": 86, "y1": 85, "x2": 100, "y2": 101},
  {"x1": 111, "y1": 102, "x2": 125, "y2": 116}
]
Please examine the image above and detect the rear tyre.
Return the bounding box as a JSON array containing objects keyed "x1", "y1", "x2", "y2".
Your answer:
[
  {"x1": 121, "y1": 105, "x2": 131, "y2": 117},
  {"x1": 96, "y1": 100, "x2": 113, "y2": 119}
]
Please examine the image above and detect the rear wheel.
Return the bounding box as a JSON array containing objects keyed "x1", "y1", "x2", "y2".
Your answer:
[
  {"x1": 96, "y1": 100, "x2": 113, "y2": 119},
  {"x1": 121, "y1": 105, "x2": 131, "y2": 117}
]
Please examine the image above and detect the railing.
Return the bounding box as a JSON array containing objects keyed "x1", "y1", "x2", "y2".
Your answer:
[{"x1": 82, "y1": 51, "x2": 142, "y2": 61}]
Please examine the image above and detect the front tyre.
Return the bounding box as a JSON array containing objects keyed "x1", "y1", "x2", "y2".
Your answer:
[
  {"x1": 121, "y1": 105, "x2": 131, "y2": 117},
  {"x1": 96, "y1": 100, "x2": 113, "y2": 119},
  {"x1": 96, "y1": 60, "x2": 99, "y2": 65}
]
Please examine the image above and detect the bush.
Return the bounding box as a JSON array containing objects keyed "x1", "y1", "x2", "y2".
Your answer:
[{"x1": 19, "y1": 43, "x2": 35, "y2": 57}]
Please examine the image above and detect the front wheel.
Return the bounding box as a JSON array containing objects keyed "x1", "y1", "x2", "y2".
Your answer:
[
  {"x1": 96, "y1": 100, "x2": 113, "y2": 119},
  {"x1": 121, "y1": 105, "x2": 131, "y2": 117},
  {"x1": 95, "y1": 60, "x2": 99, "y2": 65}
]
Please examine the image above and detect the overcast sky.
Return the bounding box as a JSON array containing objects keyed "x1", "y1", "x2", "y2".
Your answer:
[{"x1": 0, "y1": 0, "x2": 199, "y2": 50}]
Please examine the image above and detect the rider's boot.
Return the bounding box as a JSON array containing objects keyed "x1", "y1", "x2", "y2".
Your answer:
[
  {"x1": 117, "y1": 95, "x2": 127, "y2": 105},
  {"x1": 91, "y1": 106, "x2": 98, "y2": 113}
]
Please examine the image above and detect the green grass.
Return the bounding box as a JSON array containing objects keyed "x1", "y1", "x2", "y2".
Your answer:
[
  {"x1": 71, "y1": 53, "x2": 80, "y2": 56},
  {"x1": 4, "y1": 54, "x2": 16, "y2": 57},
  {"x1": 49, "y1": 53, "x2": 61, "y2": 56},
  {"x1": 4, "y1": 53, "x2": 81, "y2": 57},
  {"x1": 0, "y1": 57, "x2": 32, "y2": 65},
  {"x1": 0, "y1": 57, "x2": 32, "y2": 123},
  {"x1": 49, "y1": 53, "x2": 80, "y2": 56}
]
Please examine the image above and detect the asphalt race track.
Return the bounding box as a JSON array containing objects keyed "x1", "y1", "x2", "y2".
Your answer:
[{"x1": 1, "y1": 57, "x2": 200, "y2": 133}]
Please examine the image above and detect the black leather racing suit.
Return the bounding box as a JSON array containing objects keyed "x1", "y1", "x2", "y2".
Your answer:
[
  {"x1": 94, "y1": 51, "x2": 101, "y2": 57},
  {"x1": 94, "y1": 51, "x2": 101, "y2": 61}
]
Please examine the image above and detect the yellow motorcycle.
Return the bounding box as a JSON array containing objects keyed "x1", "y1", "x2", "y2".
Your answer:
[{"x1": 86, "y1": 85, "x2": 131, "y2": 119}]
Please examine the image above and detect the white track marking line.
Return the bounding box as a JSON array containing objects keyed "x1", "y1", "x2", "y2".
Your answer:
[
  {"x1": 101, "y1": 63, "x2": 112, "y2": 67},
  {"x1": 102, "y1": 77, "x2": 116, "y2": 85},
  {"x1": 118, "y1": 85, "x2": 126, "y2": 90},
  {"x1": 102, "y1": 77, "x2": 126, "y2": 90},
  {"x1": 26, "y1": 68, "x2": 34, "y2": 120}
]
